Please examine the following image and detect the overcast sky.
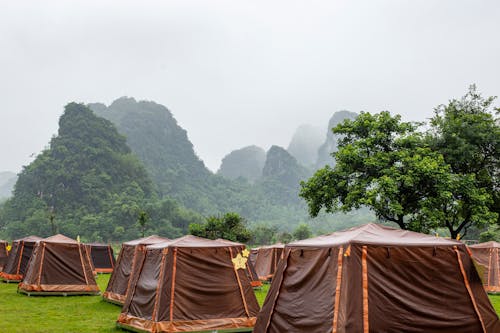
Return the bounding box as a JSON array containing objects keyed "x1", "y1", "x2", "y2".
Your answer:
[{"x1": 1, "y1": 0, "x2": 499, "y2": 173}]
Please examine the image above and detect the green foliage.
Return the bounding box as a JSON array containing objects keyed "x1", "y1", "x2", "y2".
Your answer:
[
  {"x1": 189, "y1": 212, "x2": 251, "y2": 243},
  {"x1": 301, "y1": 87, "x2": 499, "y2": 238},
  {"x1": 301, "y1": 111, "x2": 446, "y2": 233},
  {"x1": 293, "y1": 223, "x2": 312, "y2": 240},
  {"x1": 427, "y1": 85, "x2": 500, "y2": 237},
  {"x1": 479, "y1": 225, "x2": 500, "y2": 243},
  {"x1": 275, "y1": 231, "x2": 293, "y2": 244},
  {"x1": 249, "y1": 223, "x2": 278, "y2": 245},
  {"x1": 0, "y1": 103, "x2": 201, "y2": 241},
  {"x1": 89, "y1": 97, "x2": 369, "y2": 237}
]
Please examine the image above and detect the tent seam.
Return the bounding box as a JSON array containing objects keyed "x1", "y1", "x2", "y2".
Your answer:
[{"x1": 454, "y1": 246, "x2": 487, "y2": 333}]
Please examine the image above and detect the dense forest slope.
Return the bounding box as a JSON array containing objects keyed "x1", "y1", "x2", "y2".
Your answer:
[{"x1": 0, "y1": 103, "x2": 200, "y2": 241}]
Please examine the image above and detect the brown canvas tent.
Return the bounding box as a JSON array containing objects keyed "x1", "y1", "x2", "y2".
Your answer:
[
  {"x1": 117, "y1": 235, "x2": 260, "y2": 333},
  {"x1": 0, "y1": 240, "x2": 9, "y2": 271},
  {"x1": 470, "y1": 241, "x2": 500, "y2": 293},
  {"x1": 0, "y1": 235, "x2": 42, "y2": 282},
  {"x1": 103, "y1": 235, "x2": 169, "y2": 305},
  {"x1": 85, "y1": 243, "x2": 116, "y2": 274},
  {"x1": 254, "y1": 223, "x2": 500, "y2": 333},
  {"x1": 18, "y1": 234, "x2": 99, "y2": 296},
  {"x1": 216, "y1": 238, "x2": 262, "y2": 287},
  {"x1": 252, "y1": 243, "x2": 284, "y2": 281}
]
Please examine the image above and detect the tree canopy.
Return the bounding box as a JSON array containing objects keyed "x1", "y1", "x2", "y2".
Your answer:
[
  {"x1": 301, "y1": 86, "x2": 499, "y2": 239},
  {"x1": 189, "y1": 212, "x2": 251, "y2": 243}
]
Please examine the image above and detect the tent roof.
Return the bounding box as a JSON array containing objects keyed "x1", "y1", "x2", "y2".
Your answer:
[
  {"x1": 14, "y1": 235, "x2": 42, "y2": 242},
  {"x1": 148, "y1": 235, "x2": 243, "y2": 249},
  {"x1": 469, "y1": 241, "x2": 500, "y2": 249},
  {"x1": 289, "y1": 223, "x2": 461, "y2": 247},
  {"x1": 123, "y1": 235, "x2": 169, "y2": 246},
  {"x1": 43, "y1": 234, "x2": 78, "y2": 244}
]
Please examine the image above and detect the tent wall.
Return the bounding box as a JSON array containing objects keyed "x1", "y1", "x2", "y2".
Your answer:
[
  {"x1": 119, "y1": 244, "x2": 259, "y2": 332},
  {"x1": 1, "y1": 240, "x2": 39, "y2": 281},
  {"x1": 470, "y1": 246, "x2": 500, "y2": 293},
  {"x1": 255, "y1": 244, "x2": 500, "y2": 333},
  {"x1": 19, "y1": 241, "x2": 99, "y2": 294},
  {"x1": 87, "y1": 244, "x2": 116, "y2": 273},
  {"x1": 253, "y1": 247, "x2": 283, "y2": 281},
  {"x1": 104, "y1": 244, "x2": 140, "y2": 304},
  {"x1": 0, "y1": 241, "x2": 8, "y2": 270}
]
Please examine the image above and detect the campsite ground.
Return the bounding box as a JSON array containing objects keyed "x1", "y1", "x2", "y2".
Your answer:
[{"x1": 0, "y1": 275, "x2": 498, "y2": 332}]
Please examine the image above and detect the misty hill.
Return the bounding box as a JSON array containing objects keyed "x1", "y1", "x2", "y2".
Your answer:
[
  {"x1": 316, "y1": 110, "x2": 358, "y2": 168},
  {"x1": 259, "y1": 146, "x2": 310, "y2": 206},
  {"x1": 0, "y1": 103, "x2": 200, "y2": 241},
  {"x1": 89, "y1": 98, "x2": 316, "y2": 223},
  {"x1": 217, "y1": 145, "x2": 266, "y2": 182},
  {"x1": 90, "y1": 97, "x2": 246, "y2": 214},
  {"x1": 287, "y1": 124, "x2": 324, "y2": 167},
  {"x1": 87, "y1": 97, "x2": 372, "y2": 235},
  {"x1": 0, "y1": 171, "x2": 17, "y2": 198}
]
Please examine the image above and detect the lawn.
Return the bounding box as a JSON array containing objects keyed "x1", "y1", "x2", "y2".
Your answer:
[
  {"x1": 0, "y1": 274, "x2": 122, "y2": 333},
  {"x1": 0, "y1": 277, "x2": 498, "y2": 333}
]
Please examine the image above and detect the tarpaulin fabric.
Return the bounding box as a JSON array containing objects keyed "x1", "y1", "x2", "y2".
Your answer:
[
  {"x1": 252, "y1": 244, "x2": 284, "y2": 280},
  {"x1": 216, "y1": 238, "x2": 262, "y2": 287},
  {"x1": 254, "y1": 223, "x2": 500, "y2": 333},
  {"x1": 103, "y1": 235, "x2": 169, "y2": 305},
  {"x1": 0, "y1": 240, "x2": 9, "y2": 270},
  {"x1": 18, "y1": 234, "x2": 99, "y2": 295},
  {"x1": 118, "y1": 235, "x2": 259, "y2": 333},
  {"x1": 470, "y1": 241, "x2": 500, "y2": 293},
  {"x1": 85, "y1": 243, "x2": 116, "y2": 274},
  {"x1": 0, "y1": 236, "x2": 42, "y2": 282}
]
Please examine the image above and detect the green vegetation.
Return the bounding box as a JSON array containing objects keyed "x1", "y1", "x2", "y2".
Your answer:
[
  {"x1": 90, "y1": 97, "x2": 373, "y2": 238},
  {"x1": 0, "y1": 103, "x2": 201, "y2": 242},
  {"x1": 189, "y1": 212, "x2": 251, "y2": 243},
  {"x1": 301, "y1": 86, "x2": 499, "y2": 239}
]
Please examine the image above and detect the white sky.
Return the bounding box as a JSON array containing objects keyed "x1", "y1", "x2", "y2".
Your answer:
[{"x1": 1, "y1": 0, "x2": 499, "y2": 173}]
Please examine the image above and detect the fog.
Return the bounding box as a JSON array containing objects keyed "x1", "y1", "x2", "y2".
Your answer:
[{"x1": 1, "y1": 0, "x2": 499, "y2": 173}]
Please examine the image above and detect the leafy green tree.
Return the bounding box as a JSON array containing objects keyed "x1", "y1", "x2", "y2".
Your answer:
[
  {"x1": 479, "y1": 225, "x2": 500, "y2": 243},
  {"x1": 189, "y1": 212, "x2": 251, "y2": 243},
  {"x1": 249, "y1": 223, "x2": 278, "y2": 245},
  {"x1": 300, "y1": 111, "x2": 449, "y2": 233},
  {"x1": 427, "y1": 85, "x2": 499, "y2": 237},
  {"x1": 300, "y1": 87, "x2": 499, "y2": 239},
  {"x1": 293, "y1": 223, "x2": 312, "y2": 240},
  {"x1": 275, "y1": 232, "x2": 293, "y2": 244}
]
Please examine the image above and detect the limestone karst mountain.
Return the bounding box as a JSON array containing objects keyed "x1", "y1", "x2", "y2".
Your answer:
[{"x1": 217, "y1": 145, "x2": 266, "y2": 182}]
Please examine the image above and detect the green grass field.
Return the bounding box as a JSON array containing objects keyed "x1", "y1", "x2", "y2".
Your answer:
[{"x1": 0, "y1": 276, "x2": 498, "y2": 332}]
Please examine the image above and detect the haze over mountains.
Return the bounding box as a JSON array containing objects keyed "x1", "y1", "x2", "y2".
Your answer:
[
  {"x1": 0, "y1": 97, "x2": 372, "y2": 241},
  {"x1": 0, "y1": 172, "x2": 17, "y2": 199}
]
